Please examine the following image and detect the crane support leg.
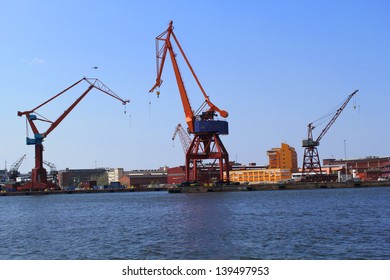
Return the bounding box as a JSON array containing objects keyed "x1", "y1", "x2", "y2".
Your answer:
[
  {"x1": 17, "y1": 144, "x2": 54, "y2": 191},
  {"x1": 185, "y1": 133, "x2": 229, "y2": 184},
  {"x1": 31, "y1": 144, "x2": 48, "y2": 187},
  {"x1": 302, "y1": 147, "x2": 323, "y2": 181}
]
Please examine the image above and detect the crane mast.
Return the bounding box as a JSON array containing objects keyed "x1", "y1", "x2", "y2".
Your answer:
[
  {"x1": 302, "y1": 90, "x2": 358, "y2": 180},
  {"x1": 150, "y1": 21, "x2": 230, "y2": 183},
  {"x1": 18, "y1": 77, "x2": 129, "y2": 191}
]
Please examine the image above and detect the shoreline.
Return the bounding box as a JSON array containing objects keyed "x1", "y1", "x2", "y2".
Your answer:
[
  {"x1": 1, "y1": 180, "x2": 389, "y2": 196},
  {"x1": 169, "y1": 180, "x2": 390, "y2": 193}
]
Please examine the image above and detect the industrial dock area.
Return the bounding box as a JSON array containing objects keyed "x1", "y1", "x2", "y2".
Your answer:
[
  {"x1": 2, "y1": 153, "x2": 390, "y2": 195},
  {"x1": 1, "y1": 178, "x2": 390, "y2": 196},
  {"x1": 1, "y1": 21, "x2": 389, "y2": 195},
  {"x1": 2, "y1": 3, "x2": 390, "y2": 278}
]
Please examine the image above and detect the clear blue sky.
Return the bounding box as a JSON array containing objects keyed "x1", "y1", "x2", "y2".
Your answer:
[{"x1": 1, "y1": 0, "x2": 389, "y2": 173}]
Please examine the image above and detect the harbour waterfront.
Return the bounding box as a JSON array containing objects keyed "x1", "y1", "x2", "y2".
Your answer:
[{"x1": 0, "y1": 187, "x2": 389, "y2": 260}]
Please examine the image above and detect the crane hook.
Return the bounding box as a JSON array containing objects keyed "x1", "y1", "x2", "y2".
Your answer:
[{"x1": 156, "y1": 88, "x2": 160, "y2": 98}]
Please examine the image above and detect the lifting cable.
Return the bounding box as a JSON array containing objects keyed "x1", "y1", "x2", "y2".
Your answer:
[
  {"x1": 25, "y1": 118, "x2": 29, "y2": 139},
  {"x1": 311, "y1": 98, "x2": 346, "y2": 127},
  {"x1": 128, "y1": 103, "x2": 132, "y2": 128},
  {"x1": 148, "y1": 92, "x2": 152, "y2": 123},
  {"x1": 353, "y1": 94, "x2": 361, "y2": 113},
  {"x1": 34, "y1": 111, "x2": 53, "y2": 123}
]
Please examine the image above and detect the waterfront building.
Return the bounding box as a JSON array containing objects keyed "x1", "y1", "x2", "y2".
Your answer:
[
  {"x1": 58, "y1": 168, "x2": 107, "y2": 188},
  {"x1": 167, "y1": 166, "x2": 186, "y2": 185},
  {"x1": 267, "y1": 143, "x2": 298, "y2": 173},
  {"x1": 119, "y1": 168, "x2": 167, "y2": 188},
  {"x1": 323, "y1": 156, "x2": 390, "y2": 181},
  {"x1": 229, "y1": 167, "x2": 291, "y2": 184},
  {"x1": 227, "y1": 143, "x2": 297, "y2": 184},
  {"x1": 108, "y1": 168, "x2": 124, "y2": 184},
  {"x1": 0, "y1": 169, "x2": 7, "y2": 182}
]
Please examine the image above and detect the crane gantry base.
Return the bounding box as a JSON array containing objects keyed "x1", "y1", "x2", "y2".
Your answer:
[
  {"x1": 16, "y1": 144, "x2": 56, "y2": 191},
  {"x1": 185, "y1": 133, "x2": 229, "y2": 183},
  {"x1": 302, "y1": 146, "x2": 323, "y2": 181}
]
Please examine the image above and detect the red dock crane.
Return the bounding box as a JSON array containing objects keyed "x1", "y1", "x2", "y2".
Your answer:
[
  {"x1": 149, "y1": 21, "x2": 230, "y2": 183},
  {"x1": 301, "y1": 90, "x2": 358, "y2": 181},
  {"x1": 17, "y1": 77, "x2": 129, "y2": 191}
]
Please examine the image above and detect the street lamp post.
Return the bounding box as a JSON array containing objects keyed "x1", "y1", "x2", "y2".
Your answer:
[{"x1": 344, "y1": 140, "x2": 348, "y2": 180}]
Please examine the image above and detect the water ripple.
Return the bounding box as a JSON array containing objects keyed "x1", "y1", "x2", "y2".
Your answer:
[{"x1": 0, "y1": 187, "x2": 389, "y2": 259}]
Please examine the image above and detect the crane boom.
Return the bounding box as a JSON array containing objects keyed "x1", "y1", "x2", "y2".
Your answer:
[
  {"x1": 43, "y1": 160, "x2": 57, "y2": 172},
  {"x1": 10, "y1": 154, "x2": 26, "y2": 172},
  {"x1": 18, "y1": 77, "x2": 129, "y2": 143},
  {"x1": 315, "y1": 90, "x2": 358, "y2": 143}
]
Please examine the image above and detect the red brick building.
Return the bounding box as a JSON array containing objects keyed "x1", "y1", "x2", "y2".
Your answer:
[
  {"x1": 119, "y1": 169, "x2": 167, "y2": 188},
  {"x1": 323, "y1": 156, "x2": 390, "y2": 181},
  {"x1": 167, "y1": 166, "x2": 186, "y2": 185}
]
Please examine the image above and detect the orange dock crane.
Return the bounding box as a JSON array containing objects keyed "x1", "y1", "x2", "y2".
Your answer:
[
  {"x1": 301, "y1": 90, "x2": 358, "y2": 181},
  {"x1": 150, "y1": 21, "x2": 230, "y2": 183},
  {"x1": 17, "y1": 77, "x2": 129, "y2": 191}
]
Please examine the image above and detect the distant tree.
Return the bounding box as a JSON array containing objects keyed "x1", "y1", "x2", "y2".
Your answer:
[{"x1": 91, "y1": 172, "x2": 108, "y2": 186}]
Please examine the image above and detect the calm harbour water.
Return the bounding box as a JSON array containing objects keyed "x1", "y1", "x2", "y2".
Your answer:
[{"x1": 0, "y1": 187, "x2": 389, "y2": 260}]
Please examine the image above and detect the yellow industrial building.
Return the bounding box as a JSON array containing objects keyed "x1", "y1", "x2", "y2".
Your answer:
[
  {"x1": 229, "y1": 168, "x2": 291, "y2": 184},
  {"x1": 229, "y1": 143, "x2": 298, "y2": 184}
]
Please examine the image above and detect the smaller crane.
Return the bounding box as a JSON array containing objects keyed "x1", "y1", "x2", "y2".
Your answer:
[
  {"x1": 172, "y1": 123, "x2": 192, "y2": 153},
  {"x1": 8, "y1": 154, "x2": 26, "y2": 181},
  {"x1": 43, "y1": 160, "x2": 57, "y2": 174},
  {"x1": 302, "y1": 90, "x2": 358, "y2": 181},
  {"x1": 43, "y1": 160, "x2": 58, "y2": 186}
]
